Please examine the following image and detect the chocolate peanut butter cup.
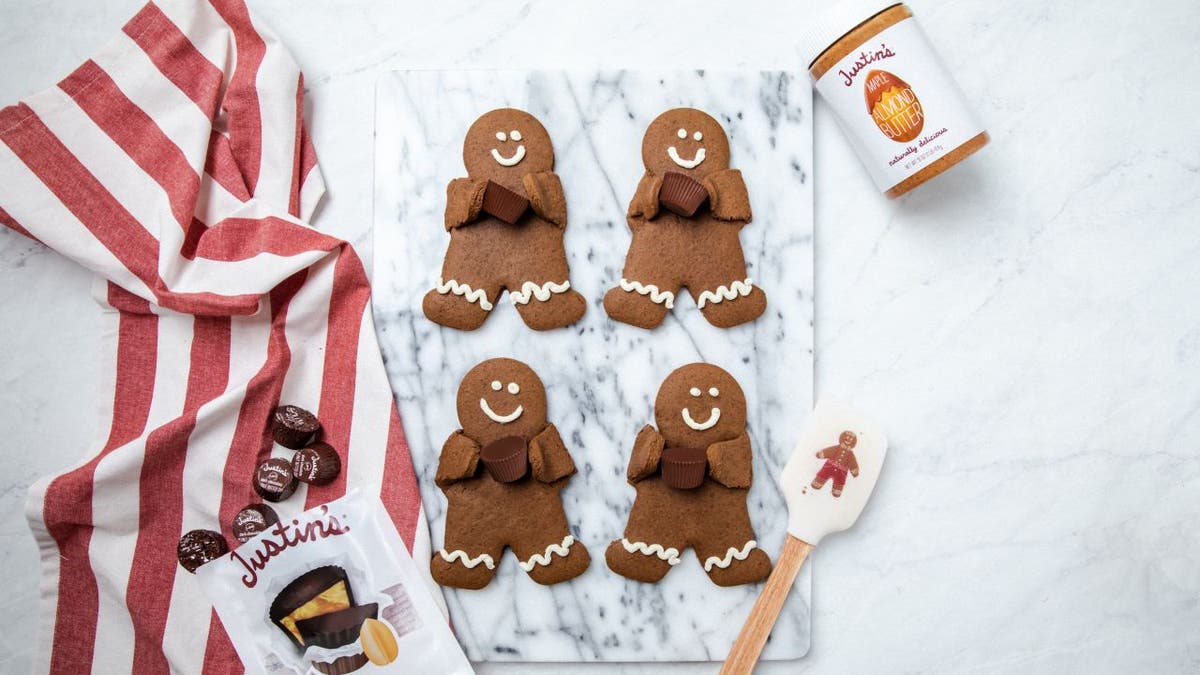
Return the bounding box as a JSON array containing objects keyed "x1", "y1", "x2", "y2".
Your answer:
[
  {"x1": 659, "y1": 171, "x2": 708, "y2": 217},
  {"x1": 254, "y1": 457, "x2": 298, "y2": 502},
  {"x1": 232, "y1": 503, "x2": 280, "y2": 543},
  {"x1": 296, "y1": 603, "x2": 379, "y2": 649},
  {"x1": 661, "y1": 445, "x2": 707, "y2": 490},
  {"x1": 481, "y1": 180, "x2": 529, "y2": 224},
  {"x1": 273, "y1": 404, "x2": 321, "y2": 449},
  {"x1": 177, "y1": 529, "x2": 229, "y2": 573},
  {"x1": 311, "y1": 652, "x2": 369, "y2": 675},
  {"x1": 479, "y1": 435, "x2": 529, "y2": 483},
  {"x1": 292, "y1": 441, "x2": 341, "y2": 486},
  {"x1": 270, "y1": 565, "x2": 356, "y2": 650}
]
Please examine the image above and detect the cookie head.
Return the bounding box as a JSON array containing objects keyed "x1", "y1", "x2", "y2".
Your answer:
[
  {"x1": 456, "y1": 358, "x2": 548, "y2": 443},
  {"x1": 839, "y1": 431, "x2": 857, "y2": 449},
  {"x1": 654, "y1": 363, "x2": 746, "y2": 447},
  {"x1": 641, "y1": 108, "x2": 731, "y2": 178},
  {"x1": 462, "y1": 108, "x2": 554, "y2": 185}
]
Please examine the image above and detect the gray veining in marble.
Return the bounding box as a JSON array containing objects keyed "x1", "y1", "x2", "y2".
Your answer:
[{"x1": 371, "y1": 70, "x2": 813, "y2": 662}]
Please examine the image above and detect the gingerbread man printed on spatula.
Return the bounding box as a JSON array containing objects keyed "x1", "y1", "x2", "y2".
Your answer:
[
  {"x1": 604, "y1": 108, "x2": 767, "y2": 329},
  {"x1": 606, "y1": 363, "x2": 772, "y2": 586},
  {"x1": 423, "y1": 108, "x2": 587, "y2": 331},
  {"x1": 431, "y1": 358, "x2": 590, "y2": 589}
]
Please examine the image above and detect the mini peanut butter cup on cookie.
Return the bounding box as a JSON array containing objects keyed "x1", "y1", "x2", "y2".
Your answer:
[
  {"x1": 481, "y1": 180, "x2": 529, "y2": 224},
  {"x1": 661, "y1": 445, "x2": 707, "y2": 489},
  {"x1": 659, "y1": 171, "x2": 708, "y2": 217},
  {"x1": 480, "y1": 435, "x2": 529, "y2": 483}
]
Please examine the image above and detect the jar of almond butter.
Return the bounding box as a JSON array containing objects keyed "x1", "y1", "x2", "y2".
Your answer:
[{"x1": 801, "y1": 1, "x2": 989, "y2": 198}]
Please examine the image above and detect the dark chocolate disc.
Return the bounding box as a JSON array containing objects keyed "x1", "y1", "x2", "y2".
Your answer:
[
  {"x1": 272, "y1": 405, "x2": 321, "y2": 449},
  {"x1": 177, "y1": 529, "x2": 229, "y2": 573},
  {"x1": 254, "y1": 457, "x2": 298, "y2": 502},
  {"x1": 232, "y1": 503, "x2": 280, "y2": 543},
  {"x1": 292, "y1": 442, "x2": 341, "y2": 486}
]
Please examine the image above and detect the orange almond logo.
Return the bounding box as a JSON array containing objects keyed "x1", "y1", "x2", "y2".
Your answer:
[{"x1": 864, "y1": 70, "x2": 924, "y2": 143}]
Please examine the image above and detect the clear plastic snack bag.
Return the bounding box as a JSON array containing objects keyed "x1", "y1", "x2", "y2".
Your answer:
[{"x1": 196, "y1": 490, "x2": 473, "y2": 675}]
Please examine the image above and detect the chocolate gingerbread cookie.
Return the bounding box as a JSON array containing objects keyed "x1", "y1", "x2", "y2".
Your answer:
[
  {"x1": 423, "y1": 108, "x2": 587, "y2": 331},
  {"x1": 606, "y1": 363, "x2": 771, "y2": 586},
  {"x1": 604, "y1": 108, "x2": 767, "y2": 329},
  {"x1": 431, "y1": 358, "x2": 590, "y2": 588}
]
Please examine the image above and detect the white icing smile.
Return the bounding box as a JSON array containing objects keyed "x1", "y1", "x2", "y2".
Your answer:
[
  {"x1": 682, "y1": 407, "x2": 721, "y2": 431},
  {"x1": 491, "y1": 145, "x2": 526, "y2": 167},
  {"x1": 480, "y1": 398, "x2": 523, "y2": 424},
  {"x1": 667, "y1": 145, "x2": 705, "y2": 169}
]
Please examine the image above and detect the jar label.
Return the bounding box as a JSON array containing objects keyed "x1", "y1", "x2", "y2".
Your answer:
[{"x1": 814, "y1": 17, "x2": 984, "y2": 192}]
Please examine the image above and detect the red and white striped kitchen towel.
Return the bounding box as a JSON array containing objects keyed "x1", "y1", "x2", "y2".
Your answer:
[{"x1": 0, "y1": 1, "x2": 427, "y2": 672}]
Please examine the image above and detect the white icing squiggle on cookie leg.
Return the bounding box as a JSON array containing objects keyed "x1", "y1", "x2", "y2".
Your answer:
[
  {"x1": 518, "y1": 535, "x2": 575, "y2": 571},
  {"x1": 696, "y1": 278, "x2": 754, "y2": 309},
  {"x1": 438, "y1": 548, "x2": 496, "y2": 570},
  {"x1": 621, "y1": 538, "x2": 682, "y2": 566},
  {"x1": 510, "y1": 280, "x2": 571, "y2": 305},
  {"x1": 619, "y1": 278, "x2": 675, "y2": 309},
  {"x1": 702, "y1": 540, "x2": 758, "y2": 571},
  {"x1": 435, "y1": 278, "x2": 494, "y2": 311}
]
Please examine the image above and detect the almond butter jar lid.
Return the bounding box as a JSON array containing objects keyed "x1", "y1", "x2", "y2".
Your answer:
[{"x1": 799, "y1": 1, "x2": 989, "y2": 198}]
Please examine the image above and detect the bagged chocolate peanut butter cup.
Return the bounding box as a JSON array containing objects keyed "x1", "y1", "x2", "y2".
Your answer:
[
  {"x1": 480, "y1": 435, "x2": 529, "y2": 483},
  {"x1": 659, "y1": 171, "x2": 708, "y2": 217},
  {"x1": 481, "y1": 180, "x2": 529, "y2": 224},
  {"x1": 297, "y1": 603, "x2": 379, "y2": 650},
  {"x1": 661, "y1": 445, "x2": 707, "y2": 489},
  {"x1": 312, "y1": 652, "x2": 369, "y2": 675}
]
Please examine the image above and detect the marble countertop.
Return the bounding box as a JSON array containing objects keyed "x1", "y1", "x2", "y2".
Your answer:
[{"x1": 1, "y1": 0, "x2": 1197, "y2": 673}]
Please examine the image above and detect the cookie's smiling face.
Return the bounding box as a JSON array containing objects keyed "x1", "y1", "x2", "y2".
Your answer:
[
  {"x1": 654, "y1": 363, "x2": 746, "y2": 447},
  {"x1": 463, "y1": 108, "x2": 554, "y2": 190},
  {"x1": 642, "y1": 108, "x2": 731, "y2": 179},
  {"x1": 457, "y1": 358, "x2": 548, "y2": 444}
]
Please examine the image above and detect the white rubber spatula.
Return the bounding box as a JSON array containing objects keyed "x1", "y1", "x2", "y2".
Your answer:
[{"x1": 721, "y1": 401, "x2": 888, "y2": 674}]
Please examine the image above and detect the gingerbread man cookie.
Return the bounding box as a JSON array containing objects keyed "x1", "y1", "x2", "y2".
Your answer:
[
  {"x1": 604, "y1": 108, "x2": 768, "y2": 329},
  {"x1": 431, "y1": 358, "x2": 590, "y2": 588},
  {"x1": 423, "y1": 108, "x2": 587, "y2": 331},
  {"x1": 606, "y1": 363, "x2": 772, "y2": 586}
]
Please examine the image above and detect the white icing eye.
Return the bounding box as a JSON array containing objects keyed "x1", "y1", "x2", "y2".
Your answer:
[
  {"x1": 495, "y1": 131, "x2": 507, "y2": 142},
  {"x1": 507, "y1": 382, "x2": 520, "y2": 394},
  {"x1": 491, "y1": 380, "x2": 502, "y2": 391},
  {"x1": 693, "y1": 131, "x2": 703, "y2": 141},
  {"x1": 709, "y1": 387, "x2": 719, "y2": 397},
  {"x1": 510, "y1": 129, "x2": 522, "y2": 141},
  {"x1": 689, "y1": 387, "x2": 701, "y2": 397},
  {"x1": 677, "y1": 128, "x2": 687, "y2": 139}
]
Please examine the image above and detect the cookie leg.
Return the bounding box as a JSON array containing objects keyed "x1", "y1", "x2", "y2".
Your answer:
[
  {"x1": 690, "y1": 277, "x2": 767, "y2": 328},
  {"x1": 695, "y1": 536, "x2": 772, "y2": 587},
  {"x1": 423, "y1": 276, "x2": 499, "y2": 331},
  {"x1": 511, "y1": 531, "x2": 591, "y2": 585},
  {"x1": 606, "y1": 527, "x2": 687, "y2": 584},
  {"x1": 510, "y1": 279, "x2": 587, "y2": 331},
  {"x1": 604, "y1": 275, "x2": 679, "y2": 329},
  {"x1": 431, "y1": 536, "x2": 503, "y2": 590}
]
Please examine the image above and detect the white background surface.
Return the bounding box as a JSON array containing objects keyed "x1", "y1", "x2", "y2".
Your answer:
[{"x1": 1, "y1": 0, "x2": 1198, "y2": 673}]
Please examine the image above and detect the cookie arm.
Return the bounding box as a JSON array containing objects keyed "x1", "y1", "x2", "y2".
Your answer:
[
  {"x1": 522, "y1": 172, "x2": 568, "y2": 227},
  {"x1": 815, "y1": 446, "x2": 836, "y2": 459},
  {"x1": 444, "y1": 177, "x2": 489, "y2": 230},
  {"x1": 434, "y1": 431, "x2": 481, "y2": 487},
  {"x1": 627, "y1": 172, "x2": 663, "y2": 221},
  {"x1": 707, "y1": 432, "x2": 753, "y2": 489},
  {"x1": 529, "y1": 423, "x2": 577, "y2": 483},
  {"x1": 701, "y1": 169, "x2": 752, "y2": 223},
  {"x1": 627, "y1": 425, "x2": 664, "y2": 483}
]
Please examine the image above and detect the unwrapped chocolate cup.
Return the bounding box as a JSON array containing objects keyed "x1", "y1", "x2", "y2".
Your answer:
[
  {"x1": 659, "y1": 171, "x2": 708, "y2": 217},
  {"x1": 661, "y1": 445, "x2": 707, "y2": 490},
  {"x1": 479, "y1": 435, "x2": 529, "y2": 483},
  {"x1": 481, "y1": 180, "x2": 529, "y2": 224},
  {"x1": 311, "y1": 652, "x2": 369, "y2": 675},
  {"x1": 297, "y1": 603, "x2": 379, "y2": 650}
]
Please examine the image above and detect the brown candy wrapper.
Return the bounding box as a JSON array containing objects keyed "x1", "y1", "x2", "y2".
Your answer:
[
  {"x1": 661, "y1": 445, "x2": 707, "y2": 489},
  {"x1": 659, "y1": 171, "x2": 708, "y2": 217},
  {"x1": 194, "y1": 492, "x2": 472, "y2": 675},
  {"x1": 480, "y1": 435, "x2": 529, "y2": 483},
  {"x1": 293, "y1": 442, "x2": 342, "y2": 486},
  {"x1": 481, "y1": 180, "x2": 529, "y2": 224}
]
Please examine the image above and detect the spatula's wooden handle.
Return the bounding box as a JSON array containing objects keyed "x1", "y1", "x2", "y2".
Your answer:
[{"x1": 720, "y1": 534, "x2": 813, "y2": 675}]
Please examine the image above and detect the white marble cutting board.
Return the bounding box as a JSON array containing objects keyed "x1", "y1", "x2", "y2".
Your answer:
[{"x1": 371, "y1": 70, "x2": 813, "y2": 662}]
